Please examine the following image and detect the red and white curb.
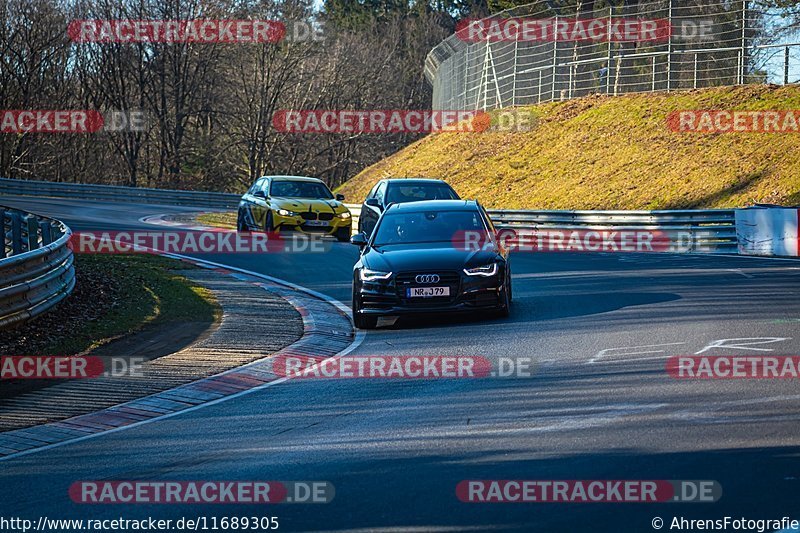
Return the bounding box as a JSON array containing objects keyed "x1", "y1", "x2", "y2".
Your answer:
[{"x1": 0, "y1": 255, "x2": 364, "y2": 461}]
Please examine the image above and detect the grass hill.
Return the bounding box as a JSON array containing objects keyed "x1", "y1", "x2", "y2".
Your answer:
[{"x1": 336, "y1": 85, "x2": 800, "y2": 209}]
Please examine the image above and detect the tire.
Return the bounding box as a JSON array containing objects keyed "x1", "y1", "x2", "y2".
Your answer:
[
  {"x1": 352, "y1": 287, "x2": 377, "y2": 329},
  {"x1": 496, "y1": 269, "x2": 512, "y2": 318},
  {"x1": 335, "y1": 226, "x2": 351, "y2": 242},
  {"x1": 264, "y1": 211, "x2": 275, "y2": 233},
  {"x1": 236, "y1": 211, "x2": 246, "y2": 232},
  {"x1": 507, "y1": 265, "x2": 513, "y2": 302}
]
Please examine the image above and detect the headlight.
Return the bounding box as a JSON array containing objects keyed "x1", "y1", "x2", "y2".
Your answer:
[
  {"x1": 463, "y1": 263, "x2": 498, "y2": 277},
  {"x1": 360, "y1": 268, "x2": 392, "y2": 281},
  {"x1": 337, "y1": 211, "x2": 352, "y2": 219},
  {"x1": 277, "y1": 209, "x2": 298, "y2": 216}
]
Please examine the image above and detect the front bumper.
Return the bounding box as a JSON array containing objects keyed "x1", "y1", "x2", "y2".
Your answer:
[
  {"x1": 355, "y1": 270, "x2": 506, "y2": 316},
  {"x1": 273, "y1": 213, "x2": 351, "y2": 236}
]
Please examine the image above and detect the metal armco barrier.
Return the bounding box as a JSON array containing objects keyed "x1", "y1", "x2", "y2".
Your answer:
[
  {"x1": 0, "y1": 177, "x2": 240, "y2": 209},
  {"x1": 1, "y1": 207, "x2": 75, "y2": 330},
  {"x1": 487, "y1": 209, "x2": 737, "y2": 253},
  {"x1": 346, "y1": 204, "x2": 736, "y2": 253}
]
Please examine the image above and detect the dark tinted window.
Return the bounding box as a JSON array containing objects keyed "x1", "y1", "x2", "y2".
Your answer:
[
  {"x1": 385, "y1": 183, "x2": 458, "y2": 204},
  {"x1": 248, "y1": 178, "x2": 265, "y2": 194},
  {"x1": 374, "y1": 182, "x2": 387, "y2": 204},
  {"x1": 270, "y1": 180, "x2": 333, "y2": 199},
  {"x1": 373, "y1": 210, "x2": 488, "y2": 246}
]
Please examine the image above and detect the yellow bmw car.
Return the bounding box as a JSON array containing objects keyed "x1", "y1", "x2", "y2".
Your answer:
[{"x1": 236, "y1": 175, "x2": 352, "y2": 241}]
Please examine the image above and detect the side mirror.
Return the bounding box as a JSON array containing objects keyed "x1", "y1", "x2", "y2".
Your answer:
[
  {"x1": 350, "y1": 233, "x2": 368, "y2": 247},
  {"x1": 335, "y1": 193, "x2": 345, "y2": 201},
  {"x1": 253, "y1": 190, "x2": 266, "y2": 199},
  {"x1": 365, "y1": 198, "x2": 382, "y2": 210}
]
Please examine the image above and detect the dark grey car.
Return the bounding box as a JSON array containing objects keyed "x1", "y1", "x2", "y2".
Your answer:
[{"x1": 357, "y1": 179, "x2": 459, "y2": 237}]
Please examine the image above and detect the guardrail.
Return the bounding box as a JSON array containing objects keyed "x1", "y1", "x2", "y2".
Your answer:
[
  {"x1": 0, "y1": 177, "x2": 240, "y2": 209},
  {"x1": 488, "y1": 208, "x2": 737, "y2": 253},
  {"x1": 1, "y1": 180, "x2": 735, "y2": 254},
  {"x1": 1, "y1": 207, "x2": 75, "y2": 330},
  {"x1": 346, "y1": 204, "x2": 736, "y2": 253}
]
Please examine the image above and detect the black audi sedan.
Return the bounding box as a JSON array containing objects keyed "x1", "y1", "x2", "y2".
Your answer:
[{"x1": 350, "y1": 200, "x2": 511, "y2": 329}]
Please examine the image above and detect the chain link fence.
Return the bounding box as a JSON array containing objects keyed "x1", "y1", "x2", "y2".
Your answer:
[{"x1": 426, "y1": 0, "x2": 800, "y2": 111}]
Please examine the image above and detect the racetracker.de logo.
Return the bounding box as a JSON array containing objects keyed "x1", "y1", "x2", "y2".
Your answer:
[
  {"x1": 457, "y1": 480, "x2": 721, "y2": 503},
  {"x1": 0, "y1": 110, "x2": 148, "y2": 133},
  {"x1": 69, "y1": 481, "x2": 334, "y2": 504},
  {"x1": 0, "y1": 356, "x2": 144, "y2": 379},
  {"x1": 272, "y1": 110, "x2": 492, "y2": 134},
  {"x1": 667, "y1": 110, "x2": 800, "y2": 133},
  {"x1": 68, "y1": 20, "x2": 286, "y2": 43},
  {"x1": 451, "y1": 228, "x2": 714, "y2": 253},
  {"x1": 455, "y1": 17, "x2": 671, "y2": 42},
  {"x1": 68, "y1": 231, "x2": 330, "y2": 254},
  {"x1": 667, "y1": 356, "x2": 800, "y2": 379}
]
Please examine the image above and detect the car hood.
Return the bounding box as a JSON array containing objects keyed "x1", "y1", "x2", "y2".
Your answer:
[
  {"x1": 363, "y1": 243, "x2": 500, "y2": 273},
  {"x1": 271, "y1": 197, "x2": 346, "y2": 214}
]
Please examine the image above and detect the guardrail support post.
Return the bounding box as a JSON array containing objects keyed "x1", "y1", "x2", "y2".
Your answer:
[
  {"x1": 10, "y1": 211, "x2": 22, "y2": 255},
  {"x1": 0, "y1": 209, "x2": 6, "y2": 258},
  {"x1": 25, "y1": 215, "x2": 39, "y2": 252},
  {"x1": 51, "y1": 221, "x2": 63, "y2": 240},
  {"x1": 41, "y1": 220, "x2": 53, "y2": 245}
]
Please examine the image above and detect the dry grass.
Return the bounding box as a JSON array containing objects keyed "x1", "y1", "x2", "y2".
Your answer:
[{"x1": 336, "y1": 85, "x2": 800, "y2": 209}]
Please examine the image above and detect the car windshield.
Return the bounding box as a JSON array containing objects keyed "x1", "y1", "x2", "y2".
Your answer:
[
  {"x1": 385, "y1": 183, "x2": 458, "y2": 204},
  {"x1": 372, "y1": 210, "x2": 489, "y2": 246},
  {"x1": 270, "y1": 180, "x2": 333, "y2": 199}
]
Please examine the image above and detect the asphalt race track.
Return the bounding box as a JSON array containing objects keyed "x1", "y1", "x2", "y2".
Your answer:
[{"x1": 2, "y1": 196, "x2": 800, "y2": 532}]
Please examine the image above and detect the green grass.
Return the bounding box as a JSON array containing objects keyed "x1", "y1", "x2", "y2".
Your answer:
[
  {"x1": 197, "y1": 211, "x2": 237, "y2": 229},
  {"x1": 336, "y1": 85, "x2": 800, "y2": 209},
  {"x1": 47, "y1": 254, "x2": 221, "y2": 355}
]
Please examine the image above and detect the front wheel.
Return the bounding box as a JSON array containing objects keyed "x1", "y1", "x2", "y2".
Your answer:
[
  {"x1": 335, "y1": 226, "x2": 351, "y2": 242},
  {"x1": 264, "y1": 211, "x2": 275, "y2": 233},
  {"x1": 496, "y1": 270, "x2": 512, "y2": 318},
  {"x1": 236, "y1": 211, "x2": 247, "y2": 232},
  {"x1": 352, "y1": 288, "x2": 377, "y2": 329}
]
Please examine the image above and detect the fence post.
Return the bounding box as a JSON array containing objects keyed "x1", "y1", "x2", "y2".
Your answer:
[
  {"x1": 666, "y1": 0, "x2": 673, "y2": 91},
  {"x1": 737, "y1": 50, "x2": 743, "y2": 85},
  {"x1": 464, "y1": 46, "x2": 471, "y2": 110},
  {"x1": 551, "y1": 15, "x2": 559, "y2": 101},
  {"x1": 606, "y1": 7, "x2": 613, "y2": 95},
  {"x1": 741, "y1": 0, "x2": 747, "y2": 84},
  {"x1": 693, "y1": 53, "x2": 698, "y2": 89},
  {"x1": 569, "y1": 64, "x2": 574, "y2": 98},
  {"x1": 614, "y1": 55, "x2": 622, "y2": 96},
  {"x1": 511, "y1": 38, "x2": 518, "y2": 107},
  {"x1": 651, "y1": 56, "x2": 656, "y2": 91},
  {"x1": 785, "y1": 46, "x2": 790, "y2": 85},
  {"x1": 538, "y1": 70, "x2": 542, "y2": 103}
]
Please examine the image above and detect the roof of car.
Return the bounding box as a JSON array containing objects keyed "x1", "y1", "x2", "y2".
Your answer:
[
  {"x1": 383, "y1": 178, "x2": 451, "y2": 185},
  {"x1": 386, "y1": 199, "x2": 476, "y2": 211},
  {"x1": 264, "y1": 175, "x2": 324, "y2": 183}
]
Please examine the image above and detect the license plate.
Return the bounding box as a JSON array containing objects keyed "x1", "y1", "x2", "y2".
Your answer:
[
  {"x1": 305, "y1": 220, "x2": 329, "y2": 227},
  {"x1": 407, "y1": 286, "x2": 450, "y2": 298}
]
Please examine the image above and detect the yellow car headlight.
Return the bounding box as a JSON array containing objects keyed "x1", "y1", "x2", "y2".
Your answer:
[
  {"x1": 277, "y1": 209, "x2": 299, "y2": 217},
  {"x1": 337, "y1": 212, "x2": 352, "y2": 219}
]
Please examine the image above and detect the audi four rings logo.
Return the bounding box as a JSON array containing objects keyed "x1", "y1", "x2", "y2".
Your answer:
[{"x1": 415, "y1": 274, "x2": 440, "y2": 284}]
